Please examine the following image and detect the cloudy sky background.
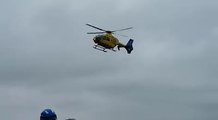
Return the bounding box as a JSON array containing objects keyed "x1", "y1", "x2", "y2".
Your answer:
[{"x1": 1, "y1": 0, "x2": 218, "y2": 120}]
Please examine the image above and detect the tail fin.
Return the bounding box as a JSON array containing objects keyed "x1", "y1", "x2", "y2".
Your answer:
[{"x1": 125, "y1": 39, "x2": 134, "y2": 54}]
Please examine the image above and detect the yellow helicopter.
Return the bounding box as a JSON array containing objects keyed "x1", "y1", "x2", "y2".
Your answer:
[{"x1": 86, "y1": 24, "x2": 134, "y2": 54}]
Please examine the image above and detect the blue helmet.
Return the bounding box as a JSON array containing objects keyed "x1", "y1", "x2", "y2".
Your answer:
[{"x1": 40, "y1": 109, "x2": 57, "y2": 120}]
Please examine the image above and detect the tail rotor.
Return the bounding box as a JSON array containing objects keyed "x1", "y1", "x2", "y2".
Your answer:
[
  {"x1": 125, "y1": 39, "x2": 134, "y2": 54},
  {"x1": 118, "y1": 39, "x2": 134, "y2": 54}
]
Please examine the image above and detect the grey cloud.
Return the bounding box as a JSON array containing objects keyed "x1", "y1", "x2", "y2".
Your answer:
[{"x1": 1, "y1": 0, "x2": 218, "y2": 120}]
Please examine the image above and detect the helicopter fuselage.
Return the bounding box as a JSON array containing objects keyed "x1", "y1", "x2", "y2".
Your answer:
[{"x1": 93, "y1": 33, "x2": 120, "y2": 49}]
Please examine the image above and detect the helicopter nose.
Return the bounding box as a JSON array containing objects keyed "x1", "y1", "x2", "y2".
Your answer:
[
  {"x1": 93, "y1": 38, "x2": 96, "y2": 42},
  {"x1": 93, "y1": 38, "x2": 99, "y2": 43}
]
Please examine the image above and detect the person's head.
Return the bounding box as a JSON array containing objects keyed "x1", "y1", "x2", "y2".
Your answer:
[{"x1": 40, "y1": 109, "x2": 57, "y2": 120}]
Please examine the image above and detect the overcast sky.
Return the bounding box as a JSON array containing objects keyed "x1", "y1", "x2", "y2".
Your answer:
[{"x1": 1, "y1": 0, "x2": 218, "y2": 120}]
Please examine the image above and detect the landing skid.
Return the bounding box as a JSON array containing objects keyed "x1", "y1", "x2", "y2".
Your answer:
[
  {"x1": 93, "y1": 45, "x2": 116, "y2": 52},
  {"x1": 93, "y1": 45, "x2": 107, "y2": 52}
]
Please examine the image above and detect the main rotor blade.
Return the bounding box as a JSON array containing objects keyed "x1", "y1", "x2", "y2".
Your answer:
[
  {"x1": 111, "y1": 27, "x2": 133, "y2": 32},
  {"x1": 86, "y1": 24, "x2": 107, "y2": 32},
  {"x1": 87, "y1": 32, "x2": 106, "y2": 34}
]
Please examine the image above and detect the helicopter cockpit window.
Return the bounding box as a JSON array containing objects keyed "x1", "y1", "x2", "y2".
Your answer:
[
  {"x1": 93, "y1": 35, "x2": 102, "y2": 41},
  {"x1": 94, "y1": 35, "x2": 102, "y2": 39}
]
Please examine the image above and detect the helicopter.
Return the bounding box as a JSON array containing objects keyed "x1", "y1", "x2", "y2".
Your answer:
[{"x1": 86, "y1": 24, "x2": 134, "y2": 54}]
